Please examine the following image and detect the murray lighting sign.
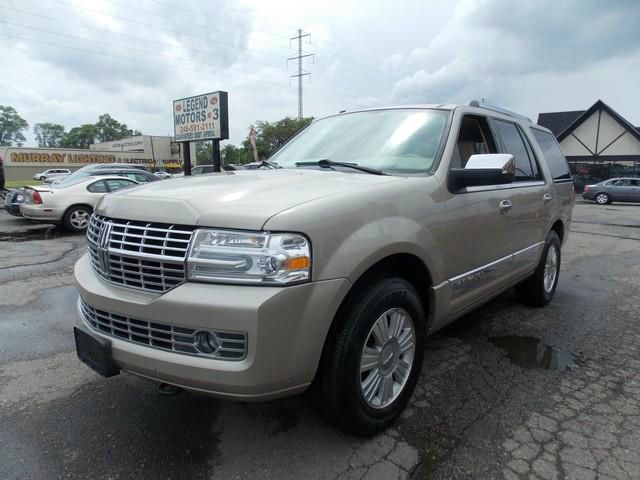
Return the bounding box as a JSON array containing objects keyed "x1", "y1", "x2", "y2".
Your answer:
[{"x1": 173, "y1": 91, "x2": 229, "y2": 142}]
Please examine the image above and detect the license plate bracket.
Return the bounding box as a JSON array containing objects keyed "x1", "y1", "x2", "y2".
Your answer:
[{"x1": 74, "y1": 326, "x2": 120, "y2": 377}]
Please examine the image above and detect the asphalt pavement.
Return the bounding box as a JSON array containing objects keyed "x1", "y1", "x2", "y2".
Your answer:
[{"x1": 1, "y1": 203, "x2": 639, "y2": 479}]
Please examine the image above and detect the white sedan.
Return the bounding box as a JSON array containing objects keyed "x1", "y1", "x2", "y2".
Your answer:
[
  {"x1": 33, "y1": 168, "x2": 71, "y2": 182},
  {"x1": 20, "y1": 176, "x2": 139, "y2": 232}
]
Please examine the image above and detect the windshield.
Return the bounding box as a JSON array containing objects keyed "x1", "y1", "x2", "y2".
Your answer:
[{"x1": 270, "y1": 109, "x2": 449, "y2": 174}]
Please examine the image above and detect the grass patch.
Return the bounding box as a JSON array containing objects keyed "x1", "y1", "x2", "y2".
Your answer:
[{"x1": 5, "y1": 179, "x2": 42, "y2": 188}]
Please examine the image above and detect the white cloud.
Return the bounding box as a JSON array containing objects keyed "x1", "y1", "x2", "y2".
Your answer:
[{"x1": 1, "y1": 0, "x2": 639, "y2": 149}]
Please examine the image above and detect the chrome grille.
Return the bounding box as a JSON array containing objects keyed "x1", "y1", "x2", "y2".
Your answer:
[
  {"x1": 87, "y1": 214, "x2": 196, "y2": 293},
  {"x1": 79, "y1": 298, "x2": 247, "y2": 360}
]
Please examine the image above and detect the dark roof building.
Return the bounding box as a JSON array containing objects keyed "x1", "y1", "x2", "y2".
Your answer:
[{"x1": 537, "y1": 100, "x2": 640, "y2": 191}]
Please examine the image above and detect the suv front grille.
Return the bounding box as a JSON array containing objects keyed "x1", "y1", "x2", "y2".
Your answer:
[
  {"x1": 79, "y1": 298, "x2": 247, "y2": 360},
  {"x1": 87, "y1": 214, "x2": 196, "y2": 293}
]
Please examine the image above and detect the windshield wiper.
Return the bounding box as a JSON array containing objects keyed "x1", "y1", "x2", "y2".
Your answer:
[
  {"x1": 294, "y1": 159, "x2": 387, "y2": 175},
  {"x1": 258, "y1": 160, "x2": 281, "y2": 169}
]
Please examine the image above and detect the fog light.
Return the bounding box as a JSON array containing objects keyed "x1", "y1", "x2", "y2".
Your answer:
[{"x1": 194, "y1": 330, "x2": 221, "y2": 354}]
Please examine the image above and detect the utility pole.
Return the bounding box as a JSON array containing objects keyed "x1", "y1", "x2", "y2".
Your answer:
[{"x1": 288, "y1": 29, "x2": 313, "y2": 119}]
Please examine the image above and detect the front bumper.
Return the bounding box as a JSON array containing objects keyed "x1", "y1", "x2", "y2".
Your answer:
[
  {"x1": 582, "y1": 191, "x2": 596, "y2": 200},
  {"x1": 74, "y1": 254, "x2": 350, "y2": 400}
]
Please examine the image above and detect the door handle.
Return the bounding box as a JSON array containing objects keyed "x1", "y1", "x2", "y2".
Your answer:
[
  {"x1": 499, "y1": 199, "x2": 512, "y2": 214},
  {"x1": 543, "y1": 193, "x2": 553, "y2": 203}
]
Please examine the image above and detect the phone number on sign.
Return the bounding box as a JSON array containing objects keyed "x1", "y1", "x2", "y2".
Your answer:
[{"x1": 177, "y1": 123, "x2": 217, "y2": 134}]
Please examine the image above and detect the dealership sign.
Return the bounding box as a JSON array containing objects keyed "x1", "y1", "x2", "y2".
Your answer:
[{"x1": 173, "y1": 91, "x2": 229, "y2": 142}]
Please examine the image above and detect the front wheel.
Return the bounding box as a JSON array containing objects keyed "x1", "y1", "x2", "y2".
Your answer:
[
  {"x1": 595, "y1": 192, "x2": 611, "y2": 205},
  {"x1": 516, "y1": 231, "x2": 561, "y2": 307},
  {"x1": 63, "y1": 205, "x2": 92, "y2": 232},
  {"x1": 317, "y1": 276, "x2": 426, "y2": 436}
]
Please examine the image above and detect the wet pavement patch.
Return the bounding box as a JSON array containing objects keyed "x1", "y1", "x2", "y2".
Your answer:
[
  {"x1": 489, "y1": 336, "x2": 576, "y2": 370},
  {"x1": 0, "y1": 225, "x2": 73, "y2": 242}
]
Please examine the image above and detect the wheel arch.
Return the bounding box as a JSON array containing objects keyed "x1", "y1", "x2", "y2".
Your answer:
[{"x1": 550, "y1": 219, "x2": 565, "y2": 243}]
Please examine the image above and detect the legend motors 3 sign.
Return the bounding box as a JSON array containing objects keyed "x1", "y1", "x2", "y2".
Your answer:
[{"x1": 173, "y1": 91, "x2": 229, "y2": 142}]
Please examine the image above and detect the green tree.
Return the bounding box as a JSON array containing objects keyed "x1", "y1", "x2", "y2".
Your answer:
[
  {"x1": 61, "y1": 124, "x2": 98, "y2": 149},
  {"x1": 0, "y1": 105, "x2": 29, "y2": 146},
  {"x1": 33, "y1": 122, "x2": 66, "y2": 147},
  {"x1": 95, "y1": 113, "x2": 141, "y2": 142},
  {"x1": 241, "y1": 116, "x2": 312, "y2": 160},
  {"x1": 195, "y1": 141, "x2": 212, "y2": 166},
  {"x1": 221, "y1": 144, "x2": 250, "y2": 165}
]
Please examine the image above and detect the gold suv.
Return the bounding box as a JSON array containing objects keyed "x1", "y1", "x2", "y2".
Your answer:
[{"x1": 73, "y1": 102, "x2": 574, "y2": 435}]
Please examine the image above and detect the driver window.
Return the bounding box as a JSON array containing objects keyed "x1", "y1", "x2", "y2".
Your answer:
[{"x1": 451, "y1": 116, "x2": 497, "y2": 168}]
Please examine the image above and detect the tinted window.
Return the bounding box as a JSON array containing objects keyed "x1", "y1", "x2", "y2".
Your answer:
[
  {"x1": 520, "y1": 130, "x2": 542, "y2": 180},
  {"x1": 134, "y1": 173, "x2": 150, "y2": 183},
  {"x1": 493, "y1": 120, "x2": 534, "y2": 181},
  {"x1": 531, "y1": 129, "x2": 572, "y2": 181},
  {"x1": 87, "y1": 180, "x2": 108, "y2": 193},
  {"x1": 630, "y1": 179, "x2": 640, "y2": 187}
]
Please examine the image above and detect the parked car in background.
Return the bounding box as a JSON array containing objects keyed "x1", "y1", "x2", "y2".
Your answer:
[
  {"x1": 52, "y1": 167, "x2": 160, "y2": 186},
  {"x1": 84, "y1": 163, "x2": 152, "y2": 172},
  {"x1": 582, "y1": 178, "x2": 640, "y2": 204},
  {"x1": 4, "y1": 188, "x2": 26, "y2": 216},
  {"x1": 154, "y1": 170, "x2": 172, "y2": 179},
  {"x1": 21, "y1": 176, "x2": 139, "y2": 232},
  {"x1": 34, "y1": 168, "x2": 71, "y2": 182},
  {"x1": 73, "y1": 102, "x2": 574, "y2": 435}
]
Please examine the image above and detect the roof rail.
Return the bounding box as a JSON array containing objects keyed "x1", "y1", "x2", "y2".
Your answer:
[{"x1": 465, "y1": 100, "x2": 531, "y2": 122}]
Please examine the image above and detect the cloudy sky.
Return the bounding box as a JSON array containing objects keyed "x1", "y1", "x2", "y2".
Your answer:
[{"x1": 1, "y1": 0, "x2": 639, "y2": 146}]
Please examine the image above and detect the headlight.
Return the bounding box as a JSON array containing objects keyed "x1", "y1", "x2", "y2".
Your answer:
[{"x1": 186, "y1": 229, "x2": 311, "y2": 285}]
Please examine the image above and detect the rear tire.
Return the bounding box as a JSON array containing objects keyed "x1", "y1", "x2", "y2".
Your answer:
[
  {"x1": 595, "y1": 192, "x2": 611, "y2": 205},
  {"x1": 317, "y1": 276, "x2": 426, "y2": 436},
  {"x1": 516, "y1": 231, "x2": 561, "y2": 307},
  {"x1": 63, "y1": 205, "x2": 92, "y2": 232}
]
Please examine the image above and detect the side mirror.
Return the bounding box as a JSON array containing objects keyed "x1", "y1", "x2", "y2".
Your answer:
[{"x1": 448, "y1": 154, "x2": 515, "y2": 191}]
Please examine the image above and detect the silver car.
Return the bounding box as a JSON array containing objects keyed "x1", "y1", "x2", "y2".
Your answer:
[
  {"x1": 73, "y1": 102, "x2": 574, "y2": 435},
  {"x1": 582, "y1": 177, "x2": 640, "y2": 204},
  {"x1": 21, "y1": 175, "x2": 139, "y2": 232},
  {"x1": 33, "y1": 168, "x2": 71, "y2": 182}
]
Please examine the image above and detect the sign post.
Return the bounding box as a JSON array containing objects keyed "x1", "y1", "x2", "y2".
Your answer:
[{"x1": 173, "y1": 91, "x2": 228, "y2": 175}]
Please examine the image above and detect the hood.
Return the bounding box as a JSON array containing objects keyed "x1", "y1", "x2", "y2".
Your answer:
[{"x1": 96, "y1": 169, "x2": 404, "y2": 229}]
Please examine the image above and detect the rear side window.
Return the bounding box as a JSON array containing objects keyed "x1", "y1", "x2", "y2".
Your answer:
[
  {"x1": 106, "y1": 179, "x2": 136, "y2": 191},
  {"x1": 531, "y1": 129, "x2": 572, "y2": 181},
  {"x1": 87, "y1": 180, "x2": 108, "y2": 193},
  {"x1": 493, "y1": 120, "x2": 536, "y2": 181}
]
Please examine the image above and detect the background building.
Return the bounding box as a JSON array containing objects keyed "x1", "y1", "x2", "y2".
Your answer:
[
  {"x1": 538, "y1": 100, "x2": 640, "y2": 191},
  {"x1": 1, "y1": 135, "x2": 181, "y2": 181}
]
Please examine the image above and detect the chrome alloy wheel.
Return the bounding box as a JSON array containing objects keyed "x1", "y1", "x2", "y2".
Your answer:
[
  {"x1": 595, "y1": 193, "x2": 609, "y2": 204},
  {"x1": 69, "y1": 209, "x2": 90, "y2": 230},
  {"x1": 543, "y1": 244, "x2": 559, "y2": 293},
  {"x1": 359, "y1": 307, "x2": 416, "y2": 409}
]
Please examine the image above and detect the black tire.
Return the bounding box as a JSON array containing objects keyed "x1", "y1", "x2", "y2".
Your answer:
[
  {"x1": 516, "y1": 231, "x2": 561, "y2": 307},
  {"x1": 62, "y1": 205, "x2": 92, "y2": 232},
  {"x1": 595, "y1": 192, "x2": 611, "y2": 205},
  {"x1": 317, "y1": 276, "x2": 426, "y2": 436}
]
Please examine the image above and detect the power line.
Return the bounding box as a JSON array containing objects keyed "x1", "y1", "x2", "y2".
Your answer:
[
  {"x1": 0, "y1": 20, "x2": 289, "y2": 82},
  {"x1": 288, "y1": 29, "x2": 313, "y2": 119},
  {"x1": 0, "y1": 7, "x2": 286, "y2": 71},
  {"x1": 48, "y1": 0, "x2": 286, "y2": 60},
  {"x1": 0, "y1": 32, "x2": 290, "y2": 87},
  {"x1": 1, "y1": 32, "x2": 368, "y2": 109},
  {"x1": 149, "y1": 0, "x2": 294, "y2": 40},
  {"x1": 97, "y1": 0, "x2": 290, "y2": 51}
]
